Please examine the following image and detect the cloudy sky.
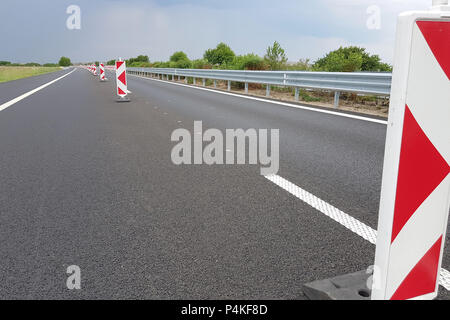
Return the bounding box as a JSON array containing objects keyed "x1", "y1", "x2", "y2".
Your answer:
[{"x1": 0, "y1": 0, "x2": 431, "y2": 64}]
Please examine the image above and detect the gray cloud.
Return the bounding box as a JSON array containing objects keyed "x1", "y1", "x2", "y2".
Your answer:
[{"x1": 0, "y1": 0, "x2": 432, "y2": 64}]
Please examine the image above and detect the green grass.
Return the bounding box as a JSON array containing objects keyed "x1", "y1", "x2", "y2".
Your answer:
[{"x1": 0, "y1": 66, "x2": 62, "y2": 83}]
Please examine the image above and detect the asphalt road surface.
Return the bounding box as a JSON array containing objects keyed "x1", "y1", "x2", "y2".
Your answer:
[{"x1": 0, "y1": 68, "x2": 448, "y2": 299}]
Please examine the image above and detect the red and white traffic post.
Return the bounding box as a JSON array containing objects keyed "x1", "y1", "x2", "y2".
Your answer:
[
  {"x1": 372, "y1": 0, "x2": 450, "y2": 300},
  {"x1": 93, "y1": 64, "x2": 97, "y2": 76},
  {"x1": 115, "y1": 59, "x2": 130, "y2": 102},
  {"x1": 99, "y1": 63, "x2": 107, "y2": 82}
]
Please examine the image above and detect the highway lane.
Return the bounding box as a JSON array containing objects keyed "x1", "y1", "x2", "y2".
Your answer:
[
  {"x1": 121, "y1": 73, "x2": 450, "y2": 299},
  {"x1": 0, "y1": 68, "x2": 73, "y2": 106},
  {"x1": 0, "y1": 68, "x2": 448, "y2": 299}
]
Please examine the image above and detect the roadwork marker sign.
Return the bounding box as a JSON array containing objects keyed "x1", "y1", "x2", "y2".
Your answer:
[
  {"x1": 99, "y1": 63, "x2": 106, "y2": 81},
  {"x1": 372, "y1": 4, "x2": 450, "y2": 300},
  {"x1": 115, "y1": 59, "x2": 130, "y2": 102}
]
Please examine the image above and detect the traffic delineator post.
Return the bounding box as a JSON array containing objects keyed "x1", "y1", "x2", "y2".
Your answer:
[
  {"x1": 372, "y1": 2, "x2": 450, "y2": 300},
  {"x1": 302, "y1": 2, "x2": 450, "y2": 301},
  {"x1": 99, "y1": 63, "x2": 107, "y2": 82},
  {"x1": 115, "y1": 59, "x2": 130, "y2": 102}
]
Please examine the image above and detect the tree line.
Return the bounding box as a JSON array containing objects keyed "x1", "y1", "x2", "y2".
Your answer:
[
  {"x1": 106, "y1": 41, "x2": 392, "y2": 73},
  {"x1": 0, "y1": 57, "x2": 72, "y2": 67}
]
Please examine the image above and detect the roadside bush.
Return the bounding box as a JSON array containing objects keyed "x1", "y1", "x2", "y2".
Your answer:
[
  {"x1": 174, "y1": 59, "x2": 192, "y2": 69},
  {"x1": 264, "y1": 41, "x2": 288, "y2": 70},
  {"x1": 59, "y1": 56, "x2": 72, "y2": 66},
  {"x1": 0, "y1": 61, "x2": 11, "y2": 66},
  {"x1": 128, "y1": 55, "x2": 149, "y2": 65},
  {"x1": 313, "y1": 47, "x2": 392, "y2": 72},
  {"x1": 204, "y1": 43, "x2": 235, "y2": 66},
  {"x1": 170, "y1": 51, "x2": 188, "y2": 63},
  {"x1": 168, "y1": 51, "x2": 192, "y2": 69},
  {"x1": 287, "y1": 59, "x2": 313, "y2": 71},
  {"x1": 226, "y1": 54, "x2": 268, "y2": 70},
  {"x1": 129, "y1": 61, "x2": 152, "y2": 67},
  {"x1": 152, "y1": 61, "x2": 171, "y2": 68},
  {"x1": 192, "y1": 59, "x2": 212, "y2": 69}
]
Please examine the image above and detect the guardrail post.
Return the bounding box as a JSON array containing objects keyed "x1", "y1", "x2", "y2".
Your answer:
[
  {"x1": 178, "y1": 76, "x2": 181, "y2": 81},
  {"x1": 334, "y1": 91, "x2": 340, "y2": 108},
  {"x1": 185, "y1": 77, "x2": 188, "y2": 84},
  {"x1": 193, "y1": 78, "x2": 196, "y2": 85},
  {"x1": 203, "y1": 78, "x2": 206, "y2": 86},
  {"x1": 295, "y1": 88, "x2": 300, "y2": 101},
  {"x1": 214, "y1": 80, "x2": 217, "y2": 88},
  {"x1": 227, "y1": 80, "x2": 231, "y2": 91},
  {"x1": 245, "y1": 82, "x2": 248, "y2": 94},
  {"x1": 266, "y1": 84, "x2": 270, "y2": 97}
]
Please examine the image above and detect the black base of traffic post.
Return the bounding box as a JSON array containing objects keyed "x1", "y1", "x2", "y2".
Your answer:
[
  {"x1": 302, "y1": 270, "x2": 372, "y2": 300},
  {"x1": 116, "y1": 96, "x2": 131, "y2": 103}
]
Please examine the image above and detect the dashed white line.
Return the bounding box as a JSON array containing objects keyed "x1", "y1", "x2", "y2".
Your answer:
[
  {"x1": 264, "y1": 174, "x2": 450, "y2": 291},
  {"x1": 265, "y1": 174, "x2": 378, "y2": 244},
  {"x1": 0, "y1": 68, "x2": 76, "y2": 112}
]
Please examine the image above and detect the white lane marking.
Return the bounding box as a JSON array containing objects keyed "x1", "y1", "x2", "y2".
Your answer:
[
  {"x1": 440, "y1": 269, "x2": 450, "y2": 291},
  {"x1": 265, "y1": 174, "x2": 378, "y2": 244},
  {"x1": 0, "y1": 68, "x2": 77, "y2": 112},
  {"x1": 123, "y1": 72, "x2": 388, "y2": 125},
  {"x1": 264, "y1": 174, "x2": 450, "y2": 291}
]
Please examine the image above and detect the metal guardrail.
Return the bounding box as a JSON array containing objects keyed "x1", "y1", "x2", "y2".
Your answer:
[{"x1": 126, "y1": 67, "x2": 392, "y2": 107}]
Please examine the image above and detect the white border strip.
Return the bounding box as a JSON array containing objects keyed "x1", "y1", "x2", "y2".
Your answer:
[
  {"x1": 264, "y1": 174, "x2": 450, "y2": 291},
  {"x1": 0, "y1": 68, "x2": 76, "y2": 112},
  {"x1": 123, "y1": 72, "x2": 388, "y2": 125}
]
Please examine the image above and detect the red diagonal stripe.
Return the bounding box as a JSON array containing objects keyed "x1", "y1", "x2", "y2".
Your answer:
[
  {"x1": 118, "y1": 71, "x2": 126, "y2": 86},
  {"x1": 391, "y1": 105, "x2": 449, "y2": 243},
  {"x1": 391, "y1": 236, "x2": 442, "y2": 300},
  {"x1": 117, "y1": 87, "x2": 126, "y2": 95},
  {"x1": 417, "y1": 21, "x2": 450, "y2": 80},
  {"x1": 116, "y1": 61, "x2": 124, "y2": 69}
]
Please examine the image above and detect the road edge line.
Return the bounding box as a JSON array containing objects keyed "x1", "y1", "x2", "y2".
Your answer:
[
  {"x1": 0, "y1": 68, "x2": 77, "y2": 112},
  {"x1": 123, "y1": 72, "x2": 388, "y2": 125}
]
